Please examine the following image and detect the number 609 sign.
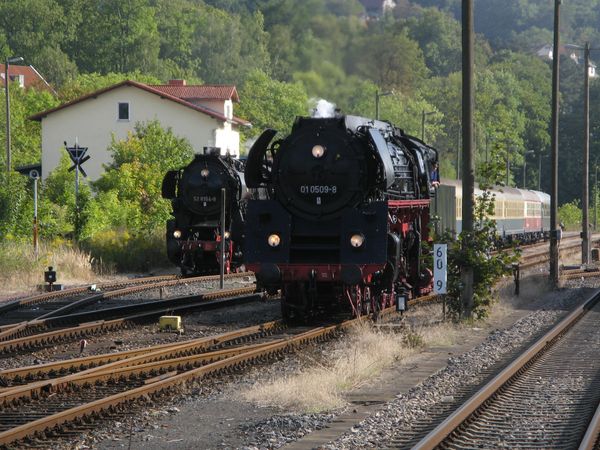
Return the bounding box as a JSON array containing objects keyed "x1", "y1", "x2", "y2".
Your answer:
[{"x1": 433, "y1": 244, "x2": 447, "y2": 294}]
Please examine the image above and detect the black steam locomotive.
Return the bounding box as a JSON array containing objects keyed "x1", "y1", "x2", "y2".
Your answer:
[
  {"x1": 162, "y1": 148, "x2": 246, "y2": 275},
  {"x1": 244, "y1": 115, "x2": 438, "y2": 321}
]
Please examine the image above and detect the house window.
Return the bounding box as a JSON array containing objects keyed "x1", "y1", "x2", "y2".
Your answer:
[{"x1": 118, "y1": 102, "x2": 130, "y2": 121}]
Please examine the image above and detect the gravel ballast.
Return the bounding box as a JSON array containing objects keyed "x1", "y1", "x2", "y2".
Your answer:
[{"x1": 28, "y1": 274, "x2": 597, "y2": 449}]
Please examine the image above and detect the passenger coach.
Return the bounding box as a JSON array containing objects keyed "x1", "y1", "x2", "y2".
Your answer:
[{"x1": 432, "y1": 179, "x2": 550, "y2": 244}]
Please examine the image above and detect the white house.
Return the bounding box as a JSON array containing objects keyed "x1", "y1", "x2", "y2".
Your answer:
[
  {"x1": 29, "y1": 80, "x2": 250, "y2": 181},
  {"x1": 536, "y1": 44, "x2": 598, "y2": 78}
]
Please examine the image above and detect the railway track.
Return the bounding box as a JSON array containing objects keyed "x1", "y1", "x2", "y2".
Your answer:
[
  {"x1": 0, "y1": 285, "x2": 262, "y2": 355},
  {"x1": 0, "y1": 272, "x2": 251, "y2": 329},
  {"x1": 0, "y1": 304, "x2": 408, "y2": 448},
  {"x1": 412, "y1": 289, "x2": 600, "y2": 450},
  {"x1": 0, "y1": 293, "x2": 440, "y2": 448}
]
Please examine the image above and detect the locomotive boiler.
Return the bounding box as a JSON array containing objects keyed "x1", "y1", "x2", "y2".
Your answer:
[
  {"x1": 162, "y1": 148, "x2": 246, "y2": 275},
  {"x1": 244, "y1": 115, "x2": 438, "y2": 321}
]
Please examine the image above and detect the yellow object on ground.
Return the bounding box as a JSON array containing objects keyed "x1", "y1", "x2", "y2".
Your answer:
[{"x1": 159, "y1": 315, "x2": 183, "y2": 333}]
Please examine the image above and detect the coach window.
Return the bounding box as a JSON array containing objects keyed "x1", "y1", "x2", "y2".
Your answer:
[{"x1": 118, "y1": 102, "x2": 130, "y2": 121}]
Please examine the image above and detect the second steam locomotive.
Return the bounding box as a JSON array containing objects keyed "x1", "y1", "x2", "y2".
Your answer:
[
  {"x1": 244, "y1": 115, "x2": 438, "y2": 321},
  {"x1": 162, "y1": 148, "x2": 246, "y2": 275}
]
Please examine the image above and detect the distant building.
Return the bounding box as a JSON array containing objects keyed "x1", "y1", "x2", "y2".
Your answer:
[
  {"x1": 359, "y1": 0, "x2": 396, "y2": 17},
  {"x1": 0, "y1": 64, "x2": 55, "y2": 93},
  {"x1": 29, "y1": 79, "x2": 250, "y2": 180},
  {"x1": 535, "y1": 44, "x2": 597, "y2": 78}
]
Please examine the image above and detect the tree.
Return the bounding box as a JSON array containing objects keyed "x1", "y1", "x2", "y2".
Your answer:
[
  {"x1": 68, "y1": 0, "x2": 160, "y2": 74},
  {"x1": 0, "y1": 81, "x2": 59, "y2": 169},
  {"x1": 58, "y1": 72, "x2": 161, "y2": 101},
  {"x1": 84, "y1": 121, "x2": 194, "y2": 237},
  {"x1": 236, "y1": 70, "x2": 309, "y2": 140},
  {"x1": 34, "y1": 46, "x2": 79, "y2": 88},
  {"x1": 347, "y1": 28, "x2": 429, "y2": 93},
  {"x1": 404, "y1": 8, "x2": 462, "y2": 76},
  {"x1": 0, "y1": 0, "x2": 68, "y2": 62},
  {"x1": 191, "y1": 7, "x2": 271, "y2": 84}
]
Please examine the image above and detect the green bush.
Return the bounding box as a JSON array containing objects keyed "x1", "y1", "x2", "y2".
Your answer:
[
  {"x1": 558, "y1": 200, "x2": 581, "y2": 231},
  {"x1": 81, "y1": 229, "x2": 169, "y2": 273},
  {"x1": 439, "y1": 189, "x2": 519, "y2": 320}
]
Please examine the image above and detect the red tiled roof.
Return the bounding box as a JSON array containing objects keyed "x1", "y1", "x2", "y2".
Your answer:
[
  {"x1": 0, "y1": 64, "x2": 55, "y2": 94},
  {"x1": 28, "y1": 80, "x2": 250, "y2": 126},
  {"x1": 150, "y1": 84, "x2": 240, "y2": 102}
]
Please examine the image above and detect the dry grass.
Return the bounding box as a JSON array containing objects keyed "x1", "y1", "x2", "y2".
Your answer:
[
  {"x1": 413, "y1": 320, "x2": 464, "y2": 347},
  {"x1": 0, "y1": 240, "x2": 98, "y2": 295},
  {"x1": 241, "y1": 322, "x2": 419, "y2": 413}
]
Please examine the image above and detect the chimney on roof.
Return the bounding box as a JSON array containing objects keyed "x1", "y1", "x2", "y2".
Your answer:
[{"x1": 168, "y1": 79, "x2": 186, "y2": 86}]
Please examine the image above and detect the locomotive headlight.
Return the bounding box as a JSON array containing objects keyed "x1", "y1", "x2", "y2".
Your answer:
[
  {"x1": 200, "y1": 168, "x2": 210, "y2": 178},
  {"x1": 173, "y1": 230, "x2": 182, "y2": 239},
  {"x1": 267, "y1": 234, "x2": 281, "y2": 247},
  {"x1": 224, "y1": 231, "x2": 230, "y2": 239},
  {"x1": 311, "y1": 145, "x2": 326, "y2": 158},
  {"x1": 350, "y1": 234, "x2": 365, "y2": 248}
]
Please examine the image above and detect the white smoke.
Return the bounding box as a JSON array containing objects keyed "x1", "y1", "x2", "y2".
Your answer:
[{"x1": 310, "y1": 98, "x2": 337, "y2": 118}]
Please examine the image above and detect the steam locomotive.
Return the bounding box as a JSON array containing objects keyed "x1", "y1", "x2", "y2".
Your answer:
[
  {"x1": 244, "y1": 115, "x2": 438, "y2": 321},
  {"x1": 162, "y1": 147, "x2": 246, "y2": 275}
]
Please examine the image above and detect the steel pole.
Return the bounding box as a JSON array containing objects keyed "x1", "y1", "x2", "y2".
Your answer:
[
  {"x1": 220, "y1": 188, "x2": 226, "y2": 289},
  {"x1": 456, "y1": 126, "x2": 461, "y2": 179},
  {"x1": 4, "y1": 60, "x2": 10, "y2": 173},
  {"x1": 460, "y1": 0, "x2": 475, "y2": 318},
  {"x1": 582, "y1": 42, "x2": 590, "y2": 264},
  {"x1": 594, "y1": 162, "x2": 598, "y2": 231},
  {"x1": 506, "y1": 146, "x2": 510, "y2": 186},
  {"x1": 523, "y1": 156, "x2": 526, "y2": 188},
  {"x1": 421, "y1": 110, "x2": 425, "y2": 141},
  {"x1": 485, "y1": 134, "x2": 489, "y2": 164},
  {"x1": 33, "y1": 177, "x2": 38, "y2": 258},
  {"x1": 538, "y1": 152, "x2": 542, "y2": 190},
  {"x1": 549, "y1": 0, "x2": 561, "y2": 287},
  {"x1": 375, "y1": 91, "x2": 380, "y2": 120}
]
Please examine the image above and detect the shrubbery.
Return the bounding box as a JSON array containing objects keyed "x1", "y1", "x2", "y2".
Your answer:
[
  {"x1": 1, "y1": 121, "x2": 193, "y2": 279},
  {"x1": 558, "y1": 200, "x2": 582, "y2": 231},
  {"x1": 81, "y1": 229, "x2": 168, "y2": 273}
]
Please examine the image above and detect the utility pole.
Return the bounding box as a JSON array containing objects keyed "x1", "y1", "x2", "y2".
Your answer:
[
  {"x1": 460, "y1": 0, "x2": 475, "y2": 318},
  {"x1": 595, "y1": 164, "x2": 598, "y2": 231},
  {"x1": 375, "y1": 90, "x2": 392, "y2": 120},
  {"x1": 421, "y1": 110, "x2": 434, "y2": 141},
  {"x1": 538, "y1": 152, "x2": 542, "y2": 190},
  {"x1": 582, "y1": 42, "x2": 590, "y2": 264},
  {"x1": 456, "y1": 125, "x2": 461, "y2": 179},
  {"x1": 506, "y1": 145, "x2": 510, "y2": 187},
  {"x1": 549, "y1": 0, "x2": 561, "y2": 287},
  {"x1": 220, "y1": 188, "x2": 226, "y2": 289}
]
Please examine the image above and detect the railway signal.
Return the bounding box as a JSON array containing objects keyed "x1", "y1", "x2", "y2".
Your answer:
[
  {"x1": 64, "y1": 140, "x2": 89, "y2": 236},
  {"x1": 16, "y1": 165, "x2": 41, "y2": 257}
]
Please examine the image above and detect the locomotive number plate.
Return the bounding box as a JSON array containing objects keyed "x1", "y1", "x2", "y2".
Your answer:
[
  {"x1": 299, "y1": 185, "x2": 338, "y2": 194},
  {"x1": 193, "y1": 196, "x2": 217, "y2": 202}
]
